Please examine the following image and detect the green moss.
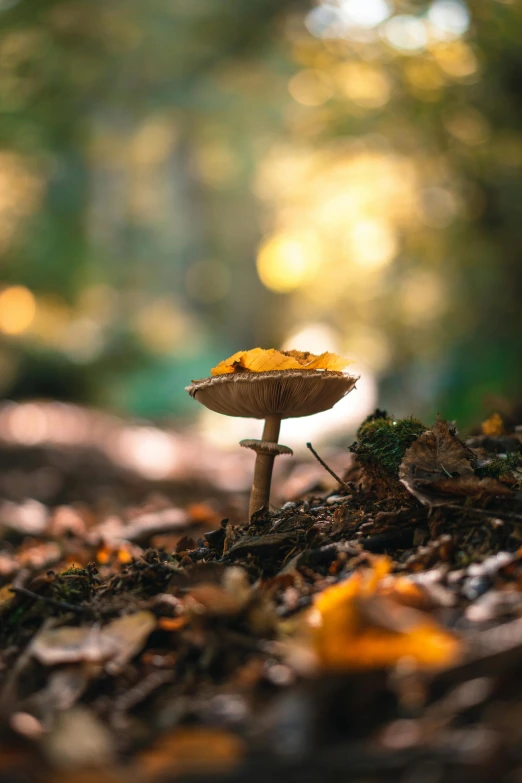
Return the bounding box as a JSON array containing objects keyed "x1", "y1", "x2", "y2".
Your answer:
[
  {"x1": 477, "y1": 452, "x2": 520, "y2": 478},
  {"x1": 351, "y1": 411, "x2": 427, "y2": 475},
  {"x1": 52, "y1": 566, "x2": 95, "y2": 603}
]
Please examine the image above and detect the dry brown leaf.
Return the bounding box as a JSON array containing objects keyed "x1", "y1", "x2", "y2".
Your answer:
[
  {"x1": 399, "y1": 416, "x2": 475, "y2": 506},
  {"x1": 102, "y1": 611, "x2": 157, "y2": 673},
  {"x1": 211, "y1": 347, "x2": 351, "y2": 376},
  {"x1": 32, "y1": 626, "x2": 114, "y2": 666},
  {"x1": 32, "y1": 611, "x2": 156, "y2": 670},
  {"x1": 416, "y1": 474, "x2": 512, "y2": 499}
]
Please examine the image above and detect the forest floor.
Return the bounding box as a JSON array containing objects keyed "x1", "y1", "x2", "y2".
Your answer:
[{"x1": 0, "y1": 405, "x2": 522, "y2": 783}]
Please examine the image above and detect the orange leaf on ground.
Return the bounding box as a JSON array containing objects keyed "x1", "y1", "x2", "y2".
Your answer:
[
  {"x1": 310, "y1": 557, "x2": 459, "y2": 670},
  {"x1": 481, "y1": 412, "x2": 504, "y2": 436}
]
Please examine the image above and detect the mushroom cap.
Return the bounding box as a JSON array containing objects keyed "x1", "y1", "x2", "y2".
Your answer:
[{"x1": 186, "y1": 370, "x2": 358, "y2": 419}]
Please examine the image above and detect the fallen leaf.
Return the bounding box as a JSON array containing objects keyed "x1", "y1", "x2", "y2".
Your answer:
[
  {"x1": 32, "y1": 611, "x2": 156, "y2": 671},
  {"x1": 481, "y1": 412, "x2": 504, "y2": 436},
  {"x1": 415, "y1": 475, "x2": 512, "y2": 499},
  {"x1": 32, "y1": 626, "x2": 113, "y2": 666},
  {"x1": 211, "y1": 347, "x2": 351, "y2": 376},
  {"x1": 309, "y1": 557, "x2": 459, "y2": 670},
  {"x1": 102, "y1": 611, "x2": 157, "y2": 673},
  {"x1": 399, "y1": 416, "x2": 476, "y2": 505}
]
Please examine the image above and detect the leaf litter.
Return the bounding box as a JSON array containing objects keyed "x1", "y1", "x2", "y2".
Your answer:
[{"x1": 0, "y1": 408, "x2": 521, "y2": 781}]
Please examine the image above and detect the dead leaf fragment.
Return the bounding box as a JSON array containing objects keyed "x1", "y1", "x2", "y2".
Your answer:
[{"x1": 211, "y1": 347, "x2": 351, "y2": 376}]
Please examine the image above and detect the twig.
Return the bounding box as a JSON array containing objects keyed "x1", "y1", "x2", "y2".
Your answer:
[
  {"x1": 306, "y1": 442, "x2": 350, "y2": 492},
  {"x1": 9, "y1": 586, "x2": 85, "y2": 614}
]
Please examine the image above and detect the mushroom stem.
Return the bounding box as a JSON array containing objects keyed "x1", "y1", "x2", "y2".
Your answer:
[{"x1": 249, "y1": 414, "x2": 281, "y2": 518}]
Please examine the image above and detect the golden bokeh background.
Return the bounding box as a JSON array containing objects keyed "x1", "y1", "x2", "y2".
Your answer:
[{"x1": 0, "y1": 0, "x2": 520, "y2": 438}]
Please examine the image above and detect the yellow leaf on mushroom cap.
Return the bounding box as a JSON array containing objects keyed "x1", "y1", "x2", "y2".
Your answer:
[
  {"x1": 310, "y1": 557, "x2": 459, "y2": 671},
  {"x1": 211, "y1": 348, "x2": 351, "y2": 376}
]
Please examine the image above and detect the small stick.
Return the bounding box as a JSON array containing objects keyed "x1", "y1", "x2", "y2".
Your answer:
[
  {"x1": 9, "y1": 586, "x2": 85, "y2": 614},
  {"x1": 306, "y1": 442, "x2": 350, "y2": 492}
]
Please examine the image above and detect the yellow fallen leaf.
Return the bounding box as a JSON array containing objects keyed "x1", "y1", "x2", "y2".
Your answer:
[
  {"x1": 481, "y1": 412, "x2": 504, "y2": 436},
  {"x1": 311, "y1": 557, "x2": 459, "y2": 670},
  {"x1": 211, "y1": 348, "x2": 351, "y2": 376}
]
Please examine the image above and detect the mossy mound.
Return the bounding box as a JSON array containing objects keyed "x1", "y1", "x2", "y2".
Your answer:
[
  {"x1": 52, "y1": 565, "x2": 97, "y2": 604},
  {"x1": 352, "y1": 411, "x2": 427, "y2": 475}
]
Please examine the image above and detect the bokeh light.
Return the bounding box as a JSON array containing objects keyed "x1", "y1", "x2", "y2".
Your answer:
[
  {"x1": 257, "y1": 232, "x2": 320, "y2": 293},
  {"x1": 0, "y1": 286, "x2": 36, "y2": 335},
  {"x1": 288, "y1": 69, "x2": 333, "y2": 106},
  {"x1": 335, "y1": 63, "x2": 391, "y2": 109},
  {"x1": 432, "y1": 41, "x2": 479, "y2": 80},
  {"x1": 383, "y1": 16, "x2": 428, "y2": 52},
  {"x1": 428, "y1": 1, "x2": 470, "y2": 40},
  {"x1": 340, "y1": 0, "x2": 391, "y2": 28},
  {"x1": 347, "y1": 220, "x2": 398, "y2": 268}
]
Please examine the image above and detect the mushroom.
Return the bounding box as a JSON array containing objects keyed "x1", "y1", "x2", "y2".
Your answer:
[{"x1": 186, "y1": 350, "x2": 358, "y2": 518}]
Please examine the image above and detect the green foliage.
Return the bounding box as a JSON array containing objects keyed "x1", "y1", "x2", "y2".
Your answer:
[{"x1": 352, "y1": 411, "x2": 427, "y2": 475}]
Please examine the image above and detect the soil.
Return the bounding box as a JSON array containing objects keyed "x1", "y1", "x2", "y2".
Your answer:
[{"x1": 0, "y1": 404, "x2": 521, "y2": 783}]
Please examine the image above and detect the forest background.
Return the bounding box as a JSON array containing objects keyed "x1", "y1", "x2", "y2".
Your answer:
[{"x1": 0, "y1": 0, "x2": 520, "y2": 440}]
